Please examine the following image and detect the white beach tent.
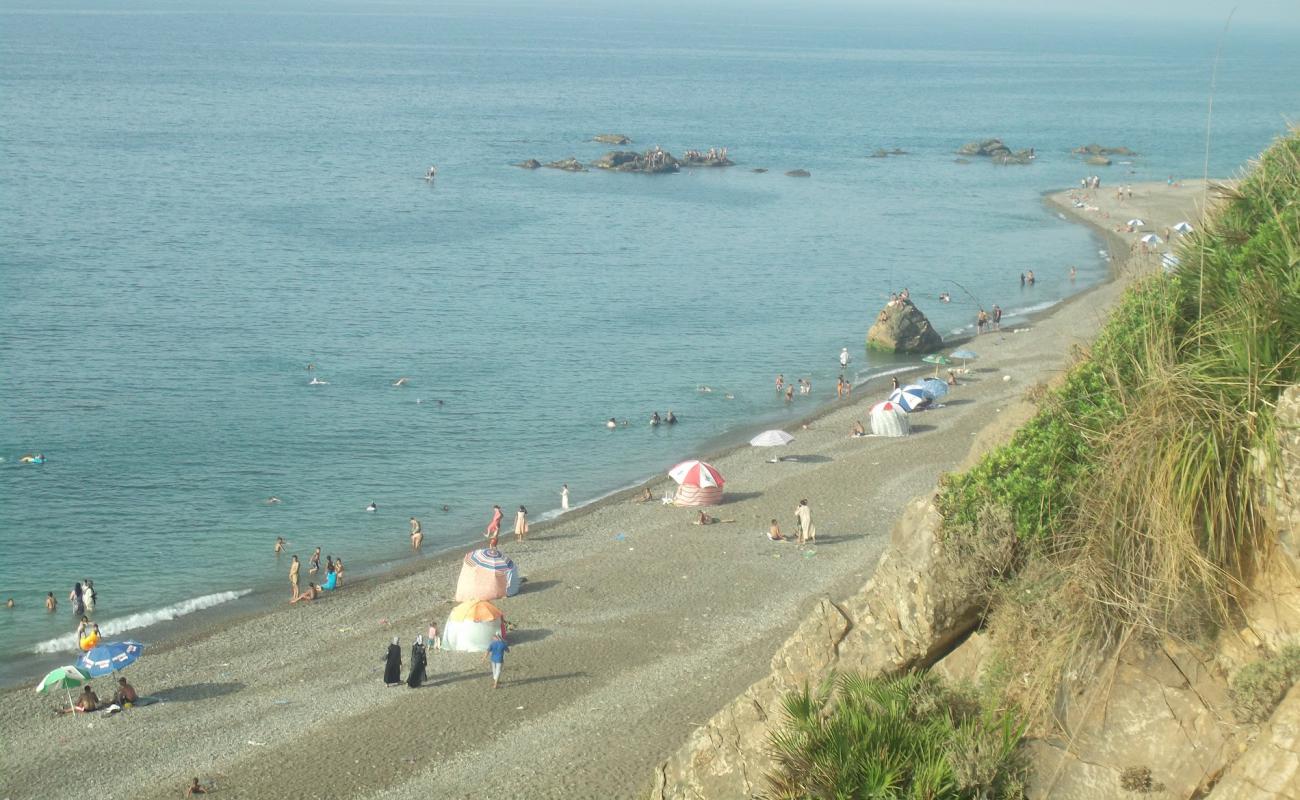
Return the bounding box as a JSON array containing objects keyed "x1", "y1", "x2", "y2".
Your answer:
[
  {"x1": 443, "y1": 599, "x2": 506, "y2": 652},
  {"x1": 1173, "y1": 221, "x2": 1194, "y2": 234},
  {"x1": 869, "y1": 401, "x2": 911, "y2": 437},
  {"x1": 1140, "y1": 233, "x2": 1163, "y2": 245}
]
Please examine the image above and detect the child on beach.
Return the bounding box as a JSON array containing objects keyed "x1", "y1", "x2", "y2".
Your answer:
[
  {"x1": 427, "y1": 621, "x2": 441, "y2": 652},
  {"x1": 768, "y1": 519, "x2": 784, "y2": 541}
]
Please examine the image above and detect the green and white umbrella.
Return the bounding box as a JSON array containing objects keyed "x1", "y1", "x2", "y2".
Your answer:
[
  {"x1": 36, "y1": 665, "x2": 89, "y2": 709},
  {"x1": 921, "y1": 353, "x2": 952, "y2": 377}
]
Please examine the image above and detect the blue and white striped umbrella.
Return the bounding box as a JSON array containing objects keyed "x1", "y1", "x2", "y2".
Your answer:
[
  {"x1": 918, "y1": 378, "x2": 949, "y2": 400},
  {"x1": 888, "y1": 386, "x2": 930, "y2": 412},
  {"x1": 77, "y1": 641, "x2": 144, "y2": 677}
]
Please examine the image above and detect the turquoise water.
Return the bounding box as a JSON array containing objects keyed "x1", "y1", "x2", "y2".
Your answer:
[{"x1": 2, "y1": 3, "x2": 1297, "y2": 680}]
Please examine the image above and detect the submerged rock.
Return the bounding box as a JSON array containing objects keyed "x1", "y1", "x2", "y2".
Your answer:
[
  {"x1": 589, "y1": 149, "x2": 679, "y2": 174},
  {"x1": 867, "y1": 298, "x2": 943, "y2": 353},
  {"x1": 592, "y1": 133, "x2": 632, "y2": 145},
  {"x1": 1073, "y1": 143, "x2": 1136, "y2": 157},
  {"x1": 785, "y1": 169, "x2": 811, "y2": 178},
  {"x1": 956, "y1": 138, "x2": 1035, "y2": 165},
  {"x1": 870, "y1": 148, "x2": 909, "y2": 158},
  {"x1": 751, "y1": 168, "x2": 768, "y2": 173},
  {"x1": 1084, "y1": 154, "x2": 1112, "y2": 166},
  {"x1": 515, "y1": 158, "x2": 542, "y2": 169},
  {"x1": 544, "y1": 157, "x2": 587, "y2": 172}
]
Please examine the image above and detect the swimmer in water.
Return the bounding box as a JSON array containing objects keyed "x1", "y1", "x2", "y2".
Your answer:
[
  {"x1": 306, "y1": 363, "x2": 316, "y2": 371},
  {"x1": 365, "y1": 502, "x2": 378, "y2": 512},
  {"x1": 666, "y1": 411, "x2": 678, "y2": 425},
  {"x1": 697, "y1": 385, "x2": 712, "y2": 393},
  {"x1": 425, "y1": 165, "x2": 437, "y2": 180},
  {"x1": 265, "y1": 496, "x2": 281, "y2": 505},
  {"x1": 606, "y1": 418, "x2": 617, "y2": 429},
  {"x1": 275, "y1": 536, "x2": 285, "y2": 554},
  {"x1": 650, "y1": 412, "x2": 661, "y2": 426},
  {"x1": 309, "y1": 377, "x2": 328, "y2": 385},
  {"x1": 393, "y1": 377, "x2": 409, "y2": 387},
  {"x1": 441, "y1": 504, "x2": 450, "y2": 512}
]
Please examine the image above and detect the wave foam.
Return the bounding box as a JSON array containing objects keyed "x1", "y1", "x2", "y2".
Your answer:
[{"x1": 31, "y1": 589, "x2": 252, "y2": 654}]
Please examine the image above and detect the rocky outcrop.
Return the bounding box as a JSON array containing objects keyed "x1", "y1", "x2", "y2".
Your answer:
[
  {"x1": 866, "y1": 298, "x2": 944, "y2": 354},
  {"x1": 590, "y1": 149, "x2": 679, "y2": 174},
  {"x1": 870, "y1": 148, "x2": 909, "y2": 158},
  {"x1": 1073, "y1": 143, "x2": 1136, "y2": 157},
  {"x1": 651, "y1": 497, "x2": 987, "y2": 799},
  {"x1": 515, "y1": 159, "x2": 542, "y2": 169},
  {"x1": 1084, "y1": 155, "x2": 1111, "y2": 166},
  {"x1": 956, "y1": 138, "x2": 1035, "y2": 165},
  {"x1": 544, "y1": 157, "x2": 586, "y2": 172},
  {"x1": 679, "y1": 149, "x2": 734, "y2": 167},
  {"x1": 750, "y1": 168, "x2": 768, "y2": 174},
  {"x1": 1206, "y1": 684, "x2": 1300, "y2": 798},
  {"x1": 593, "y1": 133, "x2": 632, "y2": 145},
  {"x1": 785, "y1": 169, "x2": 811, "y2": 178}
]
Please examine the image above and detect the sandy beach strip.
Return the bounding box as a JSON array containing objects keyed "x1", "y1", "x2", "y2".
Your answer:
[{"x1": 0, "y1": 181, "x2": 1212, "y2": 800}]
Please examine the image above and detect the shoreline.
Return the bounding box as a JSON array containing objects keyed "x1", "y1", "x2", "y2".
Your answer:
[{"x1": 0, "y1": 182, "x2": 1215, "y2": 800}]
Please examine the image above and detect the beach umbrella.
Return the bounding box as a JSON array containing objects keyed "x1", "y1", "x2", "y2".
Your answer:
[
  {"x1": 77, "y1": 641, "x2": 144, "y2": 678},
  {"x1": 1126, "y1": 218, "x2": 1146, "y2": 227},
  {"x1": 869, "y1": 401, "x2": 910, "y2": 437},
  {"x1": 455, "y1": 547, "x2": 519, "y2": 601},
  {"x1": 668, "y1": 459, "x2": 725, "y2": 489},
  {"x1": 1172, "y1": 221, "x2": 1194, "y2": 234},
  {"x1": 922, "y1": 353, "x2": 952, "y2": 377},
  {"x1": 36, "y1": 665, "x2": 89, "y2": 709},
  {"x1": 888, "y1": 386, "x2": 930, "y2": 413},
  {"x1": 1140, "y1": 233, "x2": 1163, "y2": 245},
  {"x1": 949, "y1": 349, "x2": 978, "y2": 370},
  {"x1": 749, "y1": 430, "x2": 794, "y2": 447},
  {"x1": 1161, "y1": 252, "x2": 1180, "y2": 273},
  {"x1": 919, "y1": 377, "x2": 949, "y2": 400}
]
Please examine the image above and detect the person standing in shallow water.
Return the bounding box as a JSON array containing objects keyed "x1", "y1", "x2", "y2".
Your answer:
[
  {"x1": 410, "y1": 517, "x2": 423, "y2": 551},
  {"x1": 514, "y1": 506, "x2": 529, "y2": 542},
  {"x1": 486, "y1": 505, "x2": 502, "y2": 539},
  {"x1": 289, "y1": 555, "x2": 300, "y2": 599},
  {"x1": 560, "y1": 483, "x2": 569, "y2": 511}
]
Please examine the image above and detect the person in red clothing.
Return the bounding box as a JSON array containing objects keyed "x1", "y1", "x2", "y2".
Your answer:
[{"x1": 485, "y1": 505, "x2": 503, "y2": 539}]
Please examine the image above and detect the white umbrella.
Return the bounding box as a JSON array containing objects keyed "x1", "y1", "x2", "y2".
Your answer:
[
  {"x1": 1140, "y1": 233, "x2": 1163, "y2": 245},
  {"x1": 1173, "y1": 221, "x2": 1194, "y2": 234},
  {"x1": 1126, "y1": 218, "x2": 1146, "y2": 227},
  {"x1": 749, "y1": 430, "x2": 794, "y2": 447}
]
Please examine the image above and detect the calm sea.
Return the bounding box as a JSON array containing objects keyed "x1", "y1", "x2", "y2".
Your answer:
[{"x1": 2, "y1": 1, "x2": 1297, "y2": 681}]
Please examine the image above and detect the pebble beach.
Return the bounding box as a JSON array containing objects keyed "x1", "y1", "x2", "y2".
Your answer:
[{"x1": 0, "y1": 183, "x2": 1217, "y2": 800}]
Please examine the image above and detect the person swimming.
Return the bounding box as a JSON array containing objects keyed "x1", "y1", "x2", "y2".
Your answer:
[
  {"x1": 265, "y1": 496, "x2": 281, "y2": 505},
  {"x1": 650, "y1": 412, "x2": 661, "y2": 426},
  {"x1": 308, "y1": 377, "x2": 328, "y2": 385},
  {"x1": 606, "y1": 418, "x2": 617, "y2": 429},
  {"x1": 392, "y1": 377, "x2": 409, "y2": 387},
  {"x1": 425, "y1": 165, "x2": 437, "y2": 180},
  {"x1": 365, "y1": 501, "x2": 377, "y2": 512},
  {"x1": 666, "y1": 411, "x2": 678, "y2": 425}
]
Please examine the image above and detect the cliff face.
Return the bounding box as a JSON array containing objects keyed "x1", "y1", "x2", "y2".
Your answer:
[{"x1": 651, "y1": 385, "x2": 1300, "y2": 799}]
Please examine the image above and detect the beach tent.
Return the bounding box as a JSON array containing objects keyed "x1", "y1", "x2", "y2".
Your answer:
[
  {"x1": 1173, "y1": 221, "x2": 1194, "y2": 234},
  {"x1": 443, "y1": 600, "x2": 506, "y2": 652},
  {"x1": 668, "y1": 459, "x2": 725, "y2": 506},
  {"x1": 454, "y1": 547, "x2": 520, "y2": 602},
  {"x1": 918, "y1": 377, "x2": 949, "y2": 400},
  {"x1": 869, "y1": 401, "x2": 911, "y2": 437},
  {"x1": 1140, "y1": 233, "x2": 1163, "y2": 245},
  {"x1": 888, "y1": 386, "x2": 930, "y2": 413}
]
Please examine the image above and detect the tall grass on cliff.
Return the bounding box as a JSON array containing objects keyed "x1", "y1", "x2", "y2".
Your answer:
[
  {"x1": 939, "y1": 128, "x2": 1300, "y2": 718},
  {"x1": 763, "y1": 672, "x2": 1026, "y2": 800}
]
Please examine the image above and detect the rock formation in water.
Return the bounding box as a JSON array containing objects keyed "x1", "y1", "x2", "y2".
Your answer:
[
  {"x1": 1084, "y1": 154, "x2": 1112, "y2": 166},
  {"x1": 956, "y1": 138, "x2": 1035, "y2": 165},
  {"x1": 592, "y1": 133, "x2": 633, "y2": 145},
  {"x1": 866, "y1": 297, "x2": 944, "y2": 353},
  {"x1": 679, "y1": 148, "x2": 734, "y2": 167},
  {"x1": 515, "y1": 159, "x2": 542, "y2": 169},
  {"x1": 543, "y1": 157, "x2": 586, "y2": 172},
  {"x1": 1073, "y1": 143, "x2": 1136, "y2": 157},
  {"x1": 751, "y1": 168, "x2": 768, "y2": 173},
  {"x1": 870, "y1": 148, "x2": 909, "y2": 158},
  {"x1": 785, "y1": 169, "x2": 811, "y2": 178},
  {"x1": 589, "y1": 149, "x2": 679, "y2": 174}
]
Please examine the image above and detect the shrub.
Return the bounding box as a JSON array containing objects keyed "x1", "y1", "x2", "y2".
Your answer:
[
  {"x1": 1230, "y1": 644, "x2": 1300, "y2": 723},
  {"x1": 763, "y1": 672, "x2": 1026, "y2": 799}
]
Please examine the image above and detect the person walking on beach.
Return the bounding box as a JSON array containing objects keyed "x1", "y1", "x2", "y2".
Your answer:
[
  {"x1": 289, "y1": 555, "x2": 300, "y2": 599},
  {"x1": 992, "y1": 305, "x2": 1002, "y2": 331},
  {"x1": 561, "y1": 483, "x2": 569, "y2": 511},
  {"x1": 514, "y1": 506, "x2": 529, "y2": 542},
  {"x1": 486, "y1": 632, "x2": 510, "y2": 689},
  {"x1": 383, "y1": 636, "x2": 403, "y2": 686},
  {"x1": 795, "y1": 499, "x2": 816, "y2": 545},
  {"x1": 486, "y1": 505, "x2": 503, "y2": 539},
  {"x1": 309, "y1": 547, "x2": 321, "y2": 575},
  {"x1": 406, "y1": 635, "x2": 427, "y2": 688},
  {"x1": 410, "y1": 517, "x2": 423, "y2": 551}
]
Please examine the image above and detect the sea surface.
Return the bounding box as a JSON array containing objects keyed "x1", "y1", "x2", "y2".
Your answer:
[{"x1": 2, "y1": 1, "x2": 1297, "y2": 683}]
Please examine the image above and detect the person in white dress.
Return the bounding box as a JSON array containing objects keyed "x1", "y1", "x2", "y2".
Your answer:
[{"x1": 561, "y1": 484, "x2": 570, "y2": 511}]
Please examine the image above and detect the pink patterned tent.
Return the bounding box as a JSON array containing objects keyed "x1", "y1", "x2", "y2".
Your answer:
[
  {"x1": 668, "y1": 459, "x2": 725, "y2": 507},
  {"x1": 454, "y1": 547, "x2": 520, "y2": 602}
]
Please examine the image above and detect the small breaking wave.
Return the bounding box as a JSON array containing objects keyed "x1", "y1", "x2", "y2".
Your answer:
[{"x1": 31, "y1": 589, "x2": 252, "y2": 654}]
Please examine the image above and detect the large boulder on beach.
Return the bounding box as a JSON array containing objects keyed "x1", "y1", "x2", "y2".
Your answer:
[
  {"x1": 866, "y1": 298, "x2": 943, "y2": 353},
  {"x1": 592, "y1": 133, "x2": 632, "y2": 145}
]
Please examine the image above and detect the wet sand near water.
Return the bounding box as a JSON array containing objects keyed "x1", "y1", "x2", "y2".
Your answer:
[{"x1": 0, "y1": 183, "x2": 1212, "y2": 800}]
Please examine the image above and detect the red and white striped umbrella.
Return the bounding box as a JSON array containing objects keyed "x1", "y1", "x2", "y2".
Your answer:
[{"x1": 668, "y1": 459, "x2": 726, "y2": 489}]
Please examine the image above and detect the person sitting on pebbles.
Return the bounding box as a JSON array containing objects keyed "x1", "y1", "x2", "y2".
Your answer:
[
  {"x1": 692, "y1": 510, "x2": 735, "y2": 526},
  {"x1": 851, "y1": 420, "x2": 865, "y2": 438}
]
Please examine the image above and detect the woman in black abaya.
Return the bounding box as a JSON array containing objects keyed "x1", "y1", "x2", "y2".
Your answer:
[
  {"x1": 406, "y1": 634, "x2": 427, "y2": 688},
  {"x1": 383, "y1": 636, "x2": 402, "y2": 686}
]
